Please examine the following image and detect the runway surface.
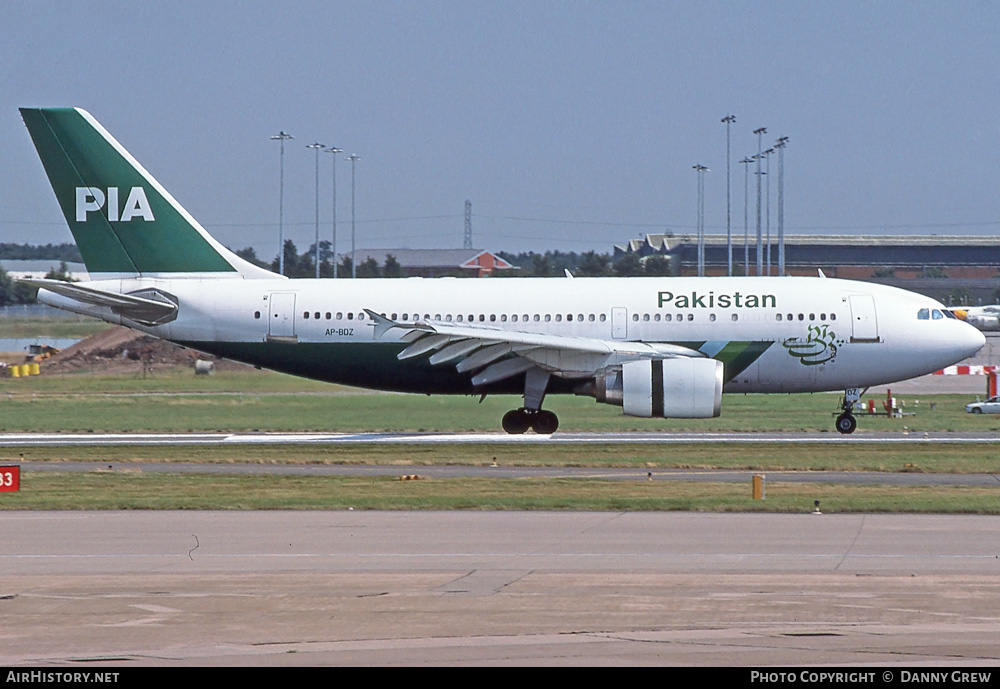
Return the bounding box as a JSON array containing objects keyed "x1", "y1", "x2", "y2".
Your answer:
[
  {"x1": 2, "y1": 430, "x2": 1000, "y2": 446},
  {"x1": 2, "y1": 511, "x2": 999, "y2": 666}
]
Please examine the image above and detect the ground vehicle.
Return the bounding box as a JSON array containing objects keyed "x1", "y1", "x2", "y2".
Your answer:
[{"x1": 965, "y1": 396, "x2": 1000, "y2": 414}]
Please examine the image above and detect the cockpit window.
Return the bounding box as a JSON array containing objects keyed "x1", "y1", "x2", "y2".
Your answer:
[
  {"x1": 932, "y1": 309, "x2": 944, "y2": 320},
  {"x1": 917, "y1": 308, "x2": 929, "y2": 320},
  {"x1": 942, "y1": 309, "x2": 956, "y2": 319}
]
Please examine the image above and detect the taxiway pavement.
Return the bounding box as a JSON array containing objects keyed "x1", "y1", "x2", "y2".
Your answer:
[{"x1": 2, "y1": 511, "x2": 999, "y2": 666}]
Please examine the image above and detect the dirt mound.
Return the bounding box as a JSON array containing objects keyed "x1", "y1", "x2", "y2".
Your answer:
[{"x1": 42, "y1": 326, "x2": 252, "y2": 375}]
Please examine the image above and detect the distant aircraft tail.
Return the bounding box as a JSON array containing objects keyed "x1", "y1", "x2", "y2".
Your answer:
[{"x1": 19, "y1": 107, "x2": 277, "y2": 279}]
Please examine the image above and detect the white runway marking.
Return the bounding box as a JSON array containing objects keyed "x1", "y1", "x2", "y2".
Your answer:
[{"x1": 1, "y1": 431, "x2": 999, "y2": 446}]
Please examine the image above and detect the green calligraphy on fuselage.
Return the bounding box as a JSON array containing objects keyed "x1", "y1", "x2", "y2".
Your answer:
[{"x1": 657, "y1": 291, "x2": 775, "y2": 309}]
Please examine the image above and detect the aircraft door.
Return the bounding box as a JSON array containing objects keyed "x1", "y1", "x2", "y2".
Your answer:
[
  {"x1": 849, "y1": 295, "x2": 879, "y2": 342},
  {"x1": 268, "y1": 292, "x2": 297, "y2": 339},
  {"x1": 612, "y1": 307, "x2": 628, "y2": 339}
]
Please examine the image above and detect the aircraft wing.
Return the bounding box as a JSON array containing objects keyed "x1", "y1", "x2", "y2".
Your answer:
[
  {"x1": 20, "y1": 278, "x2": 178, "y2": 325},
  {"x1": 365, "y1": 309, "x2": 704, "y2": 386}
]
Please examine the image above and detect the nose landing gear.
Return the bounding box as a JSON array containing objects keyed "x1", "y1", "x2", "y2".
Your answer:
[
  {"x1": 835, "y1": 412, "x2": 857, "y2": 435},
  {"x1": 835, "y1": 388, "x2": 864, "y2": 434}
]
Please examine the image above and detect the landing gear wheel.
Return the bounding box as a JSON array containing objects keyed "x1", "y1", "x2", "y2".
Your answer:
[
  {"x1": 532, "y1": 410, "x2": 559, "y2": 434},
  {"x1": 835, "y1": 412, "x2": 857, "y2": 435},
  {"x1": 502, "y1": 408, "x2": 532, "y2": 434}
]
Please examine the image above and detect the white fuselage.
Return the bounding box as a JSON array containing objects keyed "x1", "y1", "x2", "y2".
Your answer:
[{"x1": 40, "y1": 275, "x2": 986, "y2": 396}]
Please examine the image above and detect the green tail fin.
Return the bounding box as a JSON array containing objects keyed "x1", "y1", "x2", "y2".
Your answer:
[{"x1": 20, "y1": 107, "x2": 275, "y2": 278}]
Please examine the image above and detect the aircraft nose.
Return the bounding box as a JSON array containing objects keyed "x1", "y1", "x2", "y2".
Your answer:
[{"x1": 959, "y1": 322, "x2": 986, "y2": 358}]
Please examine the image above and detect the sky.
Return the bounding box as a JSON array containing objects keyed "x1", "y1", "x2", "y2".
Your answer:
[{"x1": 2, "y1": 1, "x2": 999, "y2": 262}]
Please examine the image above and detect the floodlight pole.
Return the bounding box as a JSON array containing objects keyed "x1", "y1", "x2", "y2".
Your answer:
[
  {"x1": 270, "y1": 131, "x2": 294, "y2": 275},
  {"x1": 306, "y1": 142, "x2": 325, "y2": 278},
  {"x1": 347, "y1": 154, "x2": 360, "y2": 278},
  {"x1": 753, "y1": 127, "x2": 766, "y2": 276},
  {"x1": 775, "y1": 137, "x2": 788, "y2": 276},
  {"x1": 325, "y1": 146, "x2": 343, "y2": 277},
  {"x1": 764, "y1": 147, "x2": 774, "y2": 275},
  {"x1": 693, "y1": 164, "x2": 709, "y2": 277},
  {"x1": 739, "y1": 157, "x2": 753, "y2": 276},
  {"x1": 721, "y1": 115, "x2": 736, "y2": 276}
]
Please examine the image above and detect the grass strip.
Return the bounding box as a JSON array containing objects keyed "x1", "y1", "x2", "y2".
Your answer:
[
  {"x1": 1, "y1": 472, "x2": 997, "y2": 512},
  {"x1": 5, "y1": 442, "x2": 1000, "y2": 474},
  {"x1": 0, "y1": 385, "x2": 996, "y2": 434}
]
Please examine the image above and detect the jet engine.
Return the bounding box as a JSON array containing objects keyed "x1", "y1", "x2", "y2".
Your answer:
[{"x1": 578, "y1": 358, "x2": 724, "y2": 418}]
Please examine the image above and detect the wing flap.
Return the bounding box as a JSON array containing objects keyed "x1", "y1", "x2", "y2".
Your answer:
[
  {"x1": 398, "y1": 334, "x2": 455, "y2": 360},
  {"x1": 455, "y1": 343, "x2": 513, "y2": 372},
  {"x1": 428, "y1": 339, "x2": 481, "y2": 366},
  {"x1": 471, "y1": 357, "x2": 535, "y2": 386}
]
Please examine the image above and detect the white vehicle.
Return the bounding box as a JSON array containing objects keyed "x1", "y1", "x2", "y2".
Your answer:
[
  {"x1": 18, "y1": 107, "x2": 986, "y2": 435},
  {"x1": 965, "y1": 396, "x2": 1000, "y2": 414}
]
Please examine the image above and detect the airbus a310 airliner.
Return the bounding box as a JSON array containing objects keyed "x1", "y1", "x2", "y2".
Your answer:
[{"x1": 18, "y1": 108, "x2": 985, "y2": 434}]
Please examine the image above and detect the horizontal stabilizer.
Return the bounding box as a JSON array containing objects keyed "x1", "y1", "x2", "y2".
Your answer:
[{"x1": 22, "y1": 278, "x2": 178, "y2": 325}]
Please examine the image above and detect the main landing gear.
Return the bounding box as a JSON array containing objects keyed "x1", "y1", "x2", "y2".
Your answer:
[
  {"x1": 835, "y1": 388, "x2": 864, "y2": 434},
  {"x1": 502, "y1": 408, "x2": 559, "y2": 434},
  {"x1": 501, "y1": 367, "x2": 559, "y2": 435}
]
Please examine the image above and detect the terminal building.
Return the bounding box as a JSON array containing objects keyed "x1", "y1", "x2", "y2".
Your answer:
[{"x1": 615, "y1": 233, "x2": 1000, "y2": 305}]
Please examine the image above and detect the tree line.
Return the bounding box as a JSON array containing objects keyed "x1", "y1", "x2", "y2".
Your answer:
[
  {"x1": 0, "y1": 242, "x2": 679, "y2": 305},
  {"x1": 0, "y1": 243, "x2": 82, "y2": 262},
  {"x1": 234, "y1": 244, "x2": 678, "y2": 278},
  {"x1": 235, "y1": 241, "x2": 404, "y2": 278},
  {"x1": 0, "y1": 243, "x2": 84, "y2": 305},
  {"x1": 0, "y1": 262, "x2": 75, "y2": 305}
]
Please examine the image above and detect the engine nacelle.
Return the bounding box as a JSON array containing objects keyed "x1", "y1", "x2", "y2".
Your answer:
[{"x1": 581, "y1": 358, "x2": 724, "y2": 418}]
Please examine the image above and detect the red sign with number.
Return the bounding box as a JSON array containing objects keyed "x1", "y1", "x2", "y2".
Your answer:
[{"x1": 0, "y1": 466, "x2": 20, "y2": 492}]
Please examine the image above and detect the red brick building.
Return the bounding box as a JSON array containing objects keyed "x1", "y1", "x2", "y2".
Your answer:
[{"x1": 350, "y1": 249, "x2": 516, "y2": 277}]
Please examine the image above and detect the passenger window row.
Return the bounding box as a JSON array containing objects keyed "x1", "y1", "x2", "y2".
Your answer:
[
  {"x1": 294, "y1": 312, "x2": 615, "y2": 323},
  {"x1": 775, "y1": 313, "x2": 837, "y2": 322},
  {"x1": 630, "y1": 312, "x2": 837, "y2": 323},
  {"x1": 258, "y1": 310, "x2": 839, "y2": 324},
  {"x1": 301, "y1": 311, "x2": 363, "y2": 321}
]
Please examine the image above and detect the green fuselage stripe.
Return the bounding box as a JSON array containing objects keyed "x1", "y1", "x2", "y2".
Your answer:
[{"x1": 177, "y1": 339, "x2": 772, "y2": 395}]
